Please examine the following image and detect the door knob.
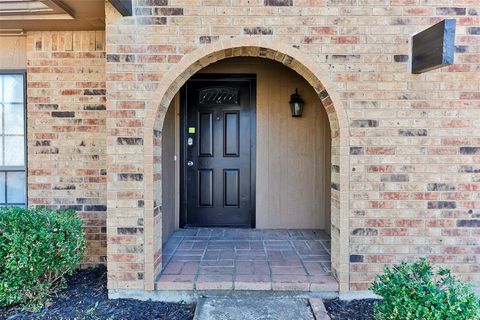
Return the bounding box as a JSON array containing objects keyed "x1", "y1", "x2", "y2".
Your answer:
[{"x1": 187, "y1": 161, "x2": 194, "y2": 167}]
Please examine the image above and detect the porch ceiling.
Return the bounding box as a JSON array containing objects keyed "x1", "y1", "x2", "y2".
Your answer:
[{"x1": 0, "y1": 0, "x2": 105, "y2": 32}]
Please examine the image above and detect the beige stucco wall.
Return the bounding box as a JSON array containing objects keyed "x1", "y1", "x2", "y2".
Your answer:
[
  {"x1": 0, "y1": 37, "x2": 27, "y2": 69},
  {"x1": 160, "y1": 58, "x2": 331, "y2": 232},
  {"x1": 161, "y1": 95, "x2": 179, "y2": 244}
]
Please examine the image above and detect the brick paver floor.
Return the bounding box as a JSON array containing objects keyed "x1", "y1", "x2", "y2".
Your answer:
[{"x1": 156, "y1": 228, "x2": 338, "y2": 291}]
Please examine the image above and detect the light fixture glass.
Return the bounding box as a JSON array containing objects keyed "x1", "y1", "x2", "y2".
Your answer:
[{"x1": 289, "y1": 88, "x2": 304, "y2": 117}]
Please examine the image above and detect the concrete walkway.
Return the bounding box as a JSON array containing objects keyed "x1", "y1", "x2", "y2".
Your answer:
[{"x1": 194, "y1": 296, "x2": 330, "y2": 320}]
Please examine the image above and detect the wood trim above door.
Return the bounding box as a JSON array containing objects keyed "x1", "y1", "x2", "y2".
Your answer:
[{"x1": 180, "y1": 74, "x2": 256, "y2": 228}]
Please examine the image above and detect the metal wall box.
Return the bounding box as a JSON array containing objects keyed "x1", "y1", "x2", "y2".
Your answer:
[
  {"x1": 108, "y1": 0, "x2": 132, "y2": 16},
  {"x1": 412, "y1": 19, "x2": 456, "y2": 74}
]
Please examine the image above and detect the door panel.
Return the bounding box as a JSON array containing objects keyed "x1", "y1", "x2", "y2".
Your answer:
[
  {"x1": 224, "y1": 169, "x2": 240, "y2": 207},
  {"x1": 198, "y1": 169, "x2": 213, "y2": 207},
  {"x1": 199, "y1": 112, "x2": 213, "y2": 157},
  {"x1": 181, "y1": 76, "x2": 255, "y2": 227},
  {"x1": 224, "y1": 112, "x2": 240, "y2": 157}
]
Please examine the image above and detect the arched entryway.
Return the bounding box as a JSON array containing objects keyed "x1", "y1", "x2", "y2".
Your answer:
[{"x1": 142, "y1": 37, "x2": 350, "y2": 292}]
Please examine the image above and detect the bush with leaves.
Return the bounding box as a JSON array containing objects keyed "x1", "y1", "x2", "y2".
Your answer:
[
  {"x1": 371, "y1": 258, "x2": 480, "y2": 320},
  {"x1": 0, "y1": 206, "x2": 86, "y2": 310}
]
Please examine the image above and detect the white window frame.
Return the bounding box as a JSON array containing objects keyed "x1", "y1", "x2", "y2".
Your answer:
[{"x1": 0, "y1": 70, "x2": 27, "y2": 207}]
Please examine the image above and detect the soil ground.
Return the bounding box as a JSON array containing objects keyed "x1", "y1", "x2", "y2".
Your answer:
[
  {"x1": 324, "y1": 298, "x2": 378, "y2": 320},
  {"x1": 0, "y1": 265, "x2": 381, "y2": 320},
  {"x1": 0, "y1": 266, "x2": 195, "y2": 320}
]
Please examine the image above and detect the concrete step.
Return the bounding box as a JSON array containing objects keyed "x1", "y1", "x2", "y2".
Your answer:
[{"x1": 155, "y1": 273, "x2": 339, "y2": 292}]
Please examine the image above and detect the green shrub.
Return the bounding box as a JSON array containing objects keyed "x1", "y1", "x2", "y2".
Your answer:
[
  {"x1": 0, "y1": 206, "x2": 86, "y2": 310},
  {"x1": 371, "y1": 258, "x2": 480, "y2": 320}
]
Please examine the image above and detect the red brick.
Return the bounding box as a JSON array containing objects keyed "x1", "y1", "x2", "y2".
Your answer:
[{"x1": 331, "y1": 36, "x2": 360, "y2": 44}]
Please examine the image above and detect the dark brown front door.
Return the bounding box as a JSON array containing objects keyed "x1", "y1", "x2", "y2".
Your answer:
[{"x1": 180, "y1": 75, "x2": 256, "y2": 227}]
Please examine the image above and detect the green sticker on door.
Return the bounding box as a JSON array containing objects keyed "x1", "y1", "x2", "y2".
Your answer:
[{"x1": 188, "y1": 127, "x2": 196, "y2": 134}]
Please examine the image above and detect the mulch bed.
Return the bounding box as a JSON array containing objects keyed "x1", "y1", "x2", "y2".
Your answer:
[
  {"x1": 0, "y1": 266, "x2": 195, "y2": 320},
  {"x1": 324, "y1": 298, "x2": 379, "y2": 320}
]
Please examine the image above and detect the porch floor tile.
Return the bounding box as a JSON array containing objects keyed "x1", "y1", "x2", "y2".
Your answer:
[{"x1": 156, "y1": 228, "x2": 338, "y2": 292}]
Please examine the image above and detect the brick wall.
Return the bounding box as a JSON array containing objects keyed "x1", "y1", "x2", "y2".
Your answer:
[
  {"x1": 153, "y1": 113, "x2": 163, "y2": 280},
  {"x1": 26, "y1": 31, "x2": 107, "y2": 265},
  {"x1": 103, "y1": 0, "x2": 480, "y2": 292}
]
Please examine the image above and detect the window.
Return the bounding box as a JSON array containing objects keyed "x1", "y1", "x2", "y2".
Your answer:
[{"x1": 0, "y1": 72, "x2": 26, "y2": 207}]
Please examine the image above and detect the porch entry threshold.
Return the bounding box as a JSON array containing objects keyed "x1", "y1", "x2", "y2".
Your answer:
[{"x1": 156, "y1": 228, "x2": 338, "y2": 292}]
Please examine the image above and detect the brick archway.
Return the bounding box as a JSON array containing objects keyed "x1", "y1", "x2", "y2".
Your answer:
[{"x1": 143, "y1": 37, "x2": 350, "y2": 291}]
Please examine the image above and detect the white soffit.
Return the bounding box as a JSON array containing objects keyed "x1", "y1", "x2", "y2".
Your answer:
[
  {"x1": 0, "y1": 28, "x2": 25, "y2": 35},
  {"x1": 0, "y1": 0, "x2": 74, "y2": 20}
]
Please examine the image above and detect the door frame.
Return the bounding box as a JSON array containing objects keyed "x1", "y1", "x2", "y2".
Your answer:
[{"x1": 179, "y1": 73, "x2": 257, "y2": 228}]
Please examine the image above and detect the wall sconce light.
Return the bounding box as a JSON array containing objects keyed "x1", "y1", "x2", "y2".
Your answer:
[{"x1": 289, "y1": 88, "x2": 304, "y2": 117}]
